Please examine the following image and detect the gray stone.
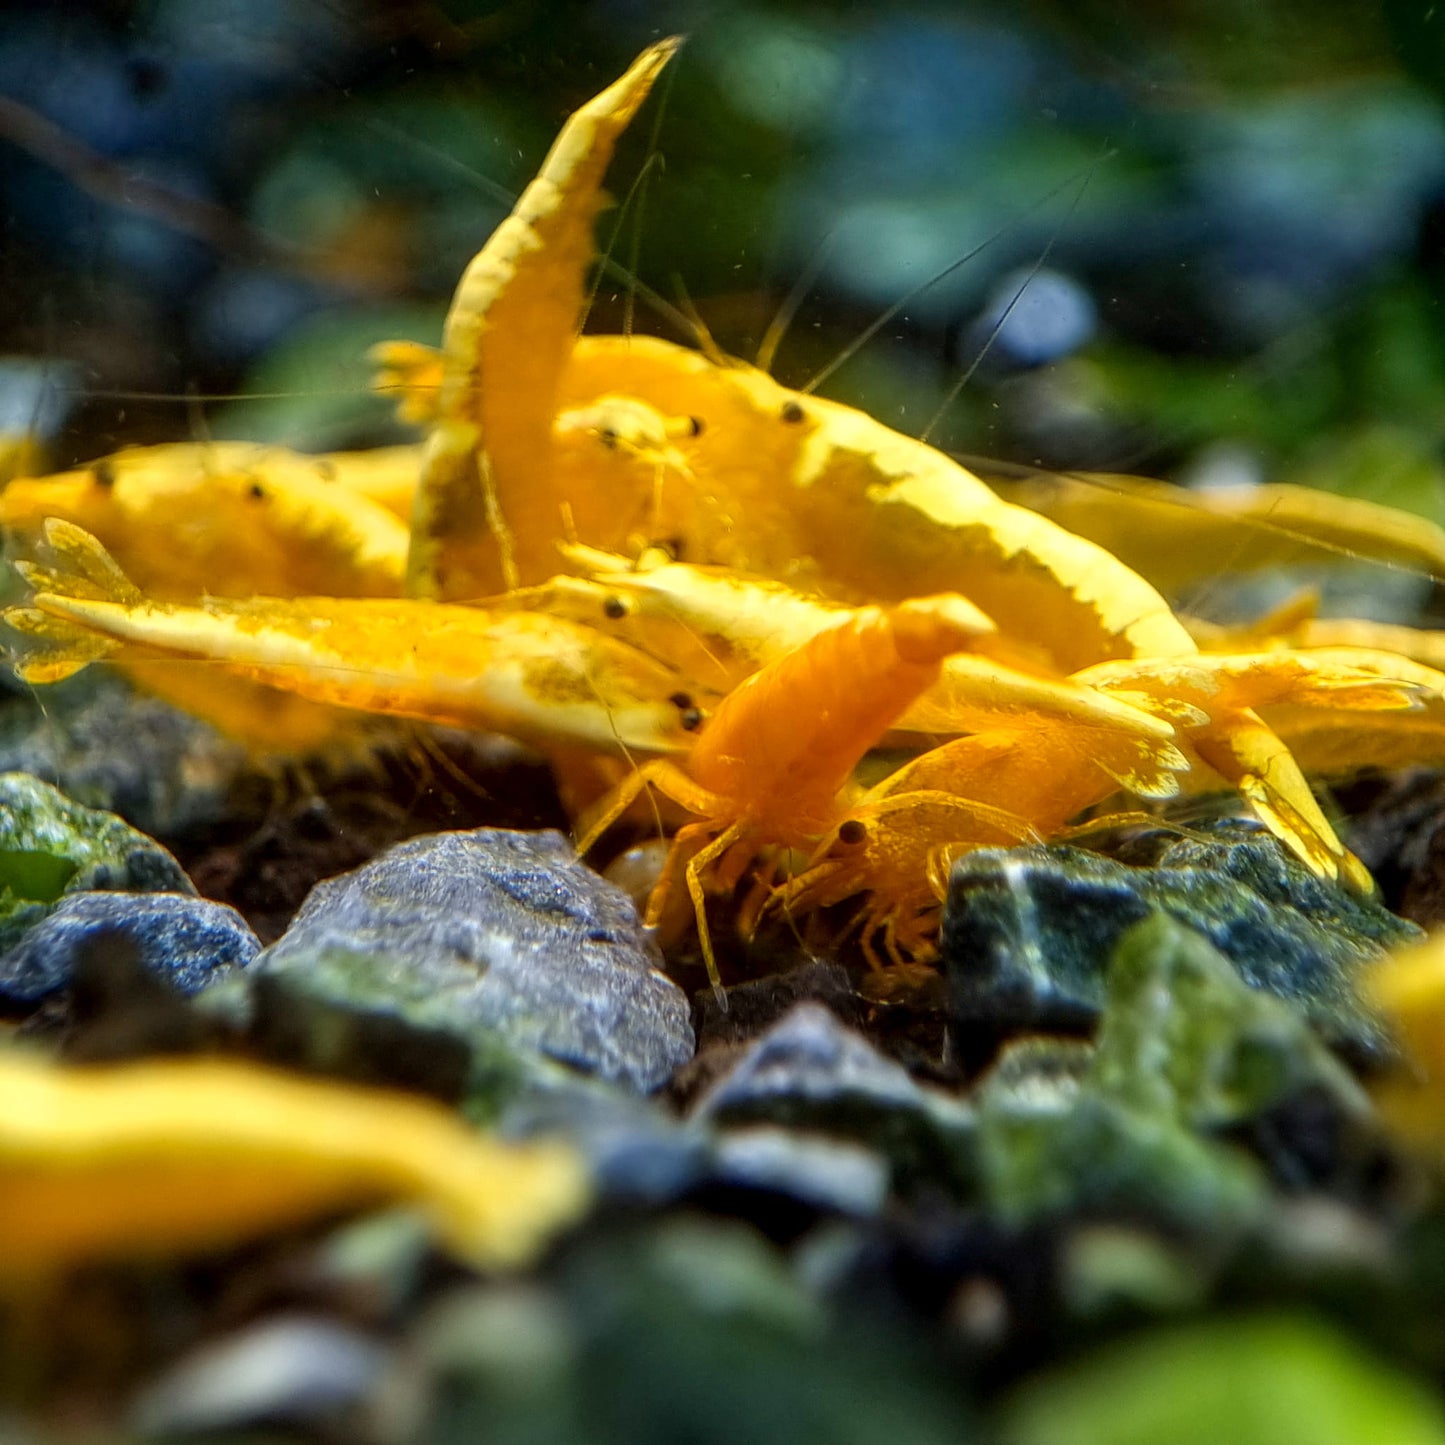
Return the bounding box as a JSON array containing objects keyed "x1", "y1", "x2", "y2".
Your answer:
[
  {"x1": 692, "y1": 1003, "x2": 977, "y2": 1196},
  {"x1": 943, "y1": 821, "x2": 1412, "y2": 1060},
  {"x1": 0, "y1": 889, "x2": 257, "y2": 1005},
  {"x1": 0, "y1": 772, "x2": 195, "y2": 960},
  {"x1": 237, "y1": 828, "x2": 693, "y2": 1093},
  {"x1": 0, "y1": 669, "x2": 251, "y2": 839},
  {"x1": 128, "y1": 1316, "x2": 388, "y2": 1436},
  {"x1": 710, "y1": 1127, "x2": 890, "y2": 1217}
]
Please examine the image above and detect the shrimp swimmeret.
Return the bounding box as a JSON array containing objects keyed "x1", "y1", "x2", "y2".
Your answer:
[{"x1": 3, "y1": 519, "x2": 710, "y2": 757}]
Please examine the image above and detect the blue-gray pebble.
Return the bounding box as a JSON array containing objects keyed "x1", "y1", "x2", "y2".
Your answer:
[
  {"x1": 247, "y1": 828, "x2": 694, "y2": 1093},
  {"x1": 0, "y1": 890, "x2": 258, "y2": 1006}
]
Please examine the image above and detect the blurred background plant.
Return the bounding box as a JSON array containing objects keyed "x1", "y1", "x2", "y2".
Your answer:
[{"x1": 3, "y1": 0, "x2": 1445, "y2": 521}]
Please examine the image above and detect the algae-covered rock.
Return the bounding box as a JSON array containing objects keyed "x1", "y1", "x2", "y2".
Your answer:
[
  {"x1": 216, "y1": 828, "x2": 693, "y2": 1097},
  {"x1": 0, "y1": 772, "x2": 195, "y2": 964},
  {"x1": 944, "y1": 821, "x2": 1411, "y2": 1060},
  {"x1": 0, "y1": 890, "x2": 257, "y2": 1007},
  {"x1": 1092, "y1": 914, "x2": 1371, "y2": 1128},
  {"x1": 976, "y1": 918, "x2": 1383, "y2": 1225},
  {"x1": 692, "y1": 1003, "x2": 977, "y2": 1197},
  {"x1": 977, "y1": 1036, "x2": 1268, "y2": 1234}
]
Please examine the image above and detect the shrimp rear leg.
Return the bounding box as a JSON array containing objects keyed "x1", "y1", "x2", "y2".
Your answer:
[{"x1": 678, "y1": 820, "x2": 749, "y2": 999}]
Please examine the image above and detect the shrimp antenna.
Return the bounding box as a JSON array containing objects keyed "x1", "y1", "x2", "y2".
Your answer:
[
  {"x1": 920, "y1": 147, "x2": 1109, "y2": 445},
  {"x1": 586, "y1": 671, "x2": 668, "y2": 847},
  {"x1": 755, "y1": 230, "x2": 836, "y2": 376},
  {"x1": 799, "y1": 157, "x2": 1111, "y2": 398},
  {"x1": 185, "y1": 381, "x2": 215, "y2": 454},
  {"x1": 669, "y1": 278, "x2": 731, "y2": 368},
  {"x1": 411, "y1": 726, "x2": 498, "y2": 808},
  {"x1": 367, "y1": 112, "x2": 706, "y2": 352},
  {"x1": 624, "y1": 56, "x2": 679, "y2": 340},
  {"x1": 586, "y1": 150, "x2": 667, "y2": 335}
]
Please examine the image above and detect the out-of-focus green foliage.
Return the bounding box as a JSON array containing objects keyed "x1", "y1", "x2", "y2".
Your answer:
[{"x1": 1000, "y1": 1314, "x2": 1445, "y2": 1445}]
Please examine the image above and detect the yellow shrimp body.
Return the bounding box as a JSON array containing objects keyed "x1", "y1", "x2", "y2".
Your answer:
[
  {"x1": 400, "y1": 39, "x2": 1198, "y2": 672},
  {"x1": 5, "y1": 521, "x2": 706, "y2": 757},
  {"x1": 1, "y1": 441, "x2": 412, "y2": 599},
  {"x1": 410, "y1": 38, "x2": 683, "y2": 600},
  {"x1": 778, "y1": 648, "x2": 1430, "y2": 959},
  {"x1": 686, "y1": 596, "x2": 991, "y2": 835},
  {"x1": 993, "y1": 470, "x2": 1445, "y2": 599}
]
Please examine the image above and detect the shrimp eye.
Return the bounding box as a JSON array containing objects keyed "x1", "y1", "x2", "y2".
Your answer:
[
  {"x1": 248, "y1": 481, "x2": 266, "y2": 500},
  {"x1": 91, "y1": 460, "x2": 116, "y2": 489},
  {"x1": 598, "y1": 426, "x2": 619, "y2": 450},
  {"x1": 679, "y1": 705, "x2": 704, "y2": 731},
  {"x1": 669, "y1": 691, "x2": 693, "y2": 709},
  {"x1": 837, "y1": 818, "x2": 868, "y2": 846},
  {"x1": 686, "y1": 415, "x2": 705, "y2": 437},
  {"x1": 602, "y1": 595, "x2": 628, "y2": 620},
  {"x1": 780, "y1": 400, "x2": 806, "y2": 424}
]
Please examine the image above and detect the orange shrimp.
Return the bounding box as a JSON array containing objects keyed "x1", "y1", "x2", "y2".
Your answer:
[
  {"x1": 575, "y1": 594, "x2": 993, "y2": 991},
  {"x1": 778, "y1": 646, "x2": 1430, "y2": 965},
  {"x1": 774, "y1": 723, "x2": 1184, "y2": 969}
]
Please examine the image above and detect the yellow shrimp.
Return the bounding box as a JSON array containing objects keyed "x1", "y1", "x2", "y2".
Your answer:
[
  {"x1": 0, "y1": 441, "x2": 414, "y2": 599},
  {"x1": 401, "y1": 40, "x2": 1197, "y2": 670},
  {"x1": 576, "y1": 595, "x2": 993, "y2": 991},
  {"x1": 992, "y1": 469, "x2": 1445, "y2": 601},
  {"x1": 1076, "y1": 649, "x2": 1429, "y2": 887},
  {"x1": 4, "y1": 519, "x2": 711, "y2": 758},
  {"x1": 409, "y1": 37, "x2": 684, "y2": 600},
  {"x1": 392, "y1": 42, "x2": 1386, "y2": 893}
]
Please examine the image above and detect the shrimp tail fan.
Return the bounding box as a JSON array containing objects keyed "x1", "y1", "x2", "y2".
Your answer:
[{"x1": 4, "y1": 519, "x2": 142, "y2": 683}]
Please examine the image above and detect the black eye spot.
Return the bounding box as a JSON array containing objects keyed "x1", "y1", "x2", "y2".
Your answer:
[
  {"x1": 837, "y1": 818, "x2": 867, "y2": 846},
  {"x1": 687, "y1": 415, "x2": 705, "y2": 437},
  {"x1": 780, "y1": 400, "x2": 806, "y2": 424},
  {"x1": 248, "y1": 482, "x2": 266, "y2": 500},
  {"x1": 91, "y1": 460, "x2": 115, "y2": 489},
  {"x1": 602, "y1": 595, "x2": 627, "y2": 620},
  {"x1": 598, "y1": 427, "x2": 619, "y2": 450},
  {"x1": 669, "y1": 691, "x2": 693, "y2": 710},
  {"x1": 679, "y1": 706, "x2": 704, "y2": 732}
]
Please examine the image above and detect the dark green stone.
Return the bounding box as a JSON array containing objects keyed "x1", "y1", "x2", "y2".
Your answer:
[
  {"x1": 944, "y1": 822, "x2": 1414, "y2": 1061},
  {"x1": 974, "y1": 917, "x2": 1380, "y2": 1228}
]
